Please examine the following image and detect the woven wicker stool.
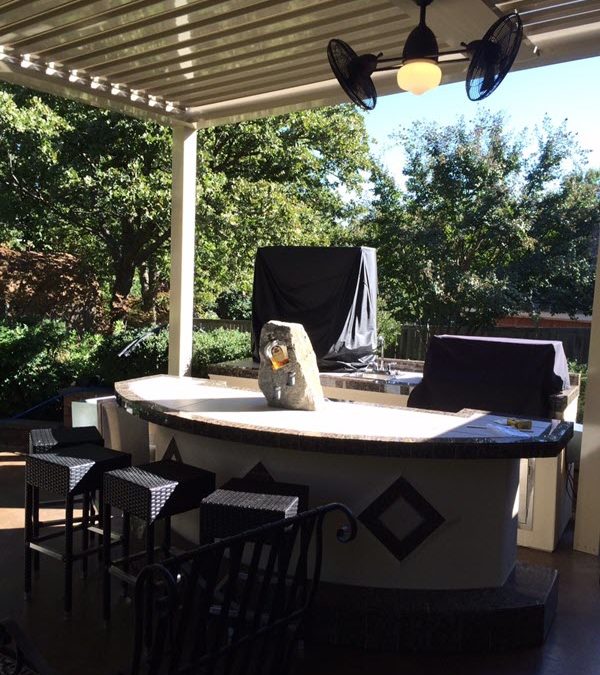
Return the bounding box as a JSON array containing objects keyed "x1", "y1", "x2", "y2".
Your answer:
[
  {"x1": 221, "y1": 474, "x2": 309, "y2": 517},
  {"x1": 201, "y1": 489, "x2": 299, "y2": 540},
  {"x1": 102, "y1": 459, "x2": 216, "y2": 621},
  {"x1": 202, "y1": 471, "x2": 310, "y2": 613},
  {"x1": 28, "y1": 426, "x2": 105, "y2": 546},
  {"x1": 203, "y1": 463, "x2": 310, "y2": 539},
  {"x1": 200, "y1": 488, "x2": 303, "y2": 630},
  {"x1": 24, "y1": 444, "x2": 131, "y2": 613},
  {"x1": 29, "y1": 426, "x2": 103, "y2": 455}
]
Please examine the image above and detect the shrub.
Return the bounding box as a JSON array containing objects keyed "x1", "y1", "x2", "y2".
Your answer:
[
  {"x1": 192, "y1": 328, "x2": 251, "y2": 377},
  {"x1": 0, "y1": 320, "x2": 100, "y2": 417},
  {"x1": 92, "y1": 325, "x2": 170, "y2": 385},
  {"x1": 94, "y1": 326, "x2": 251, "y2": 383},
  {"x1": 0, "y1": 320, "x2": 251, "y2": 418}
]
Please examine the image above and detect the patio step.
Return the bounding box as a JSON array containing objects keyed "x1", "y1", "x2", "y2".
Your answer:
[{"x1": 0, "y1": 419, "x2": 61, "y2": 454}]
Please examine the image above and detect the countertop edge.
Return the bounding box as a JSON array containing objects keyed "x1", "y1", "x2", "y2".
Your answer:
[{"x1": 115, "y1": 376, "x2": 572, "y2": 461}]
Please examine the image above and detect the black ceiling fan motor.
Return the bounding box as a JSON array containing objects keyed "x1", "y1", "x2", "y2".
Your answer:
[
  {"x1": 466, "y1": 12, "x2": 523, "y2": 101},
  {"x1": 327, "y1": 38, "x2": 379, "y2": 111}
]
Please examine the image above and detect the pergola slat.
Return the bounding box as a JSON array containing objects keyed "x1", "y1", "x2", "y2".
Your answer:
[
  {"x1": 0, "y1": 0, "x2": 596, "y2": 125},
  {"x1": 125, "y1": 15, "x2": 406, "y2": 91}
]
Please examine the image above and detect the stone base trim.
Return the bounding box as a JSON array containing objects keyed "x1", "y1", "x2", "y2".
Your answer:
[{"x1": 309, "y1": 563, "x2": 558, "y2": 653}]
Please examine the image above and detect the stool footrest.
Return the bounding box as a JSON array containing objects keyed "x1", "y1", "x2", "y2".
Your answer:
[
  {"x1": 31, "y1": 524, "x2": 86, "y2": 544},
  {"x1": 28, "y1": 542, "x2": 63, "y2": 562},
  {"x1": 108, "y1": 566, "x2": 137, "y2": 586},
  {"x1": 28, "y1": 537, "x2": 123, "y2": 562}
]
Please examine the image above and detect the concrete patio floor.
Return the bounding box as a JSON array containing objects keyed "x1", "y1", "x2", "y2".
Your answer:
[{"x1": 1, "y1": 450, "x2": 599, "y2": 675}]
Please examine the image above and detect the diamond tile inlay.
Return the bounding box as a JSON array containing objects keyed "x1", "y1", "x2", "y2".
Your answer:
[{"x1": 358, "y1": 476, "x2": 445, "y2": 562}]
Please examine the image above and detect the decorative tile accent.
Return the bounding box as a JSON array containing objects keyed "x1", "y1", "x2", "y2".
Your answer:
[
  {"x1": 243, "y1": 461, "x2": 275, "y2": 483},
  {"x1": 162, "y1": 437, "x2": 183, "y2": 462},
  {"x1": 359, "y1": 476, "x2": 445, "y2": 562}
]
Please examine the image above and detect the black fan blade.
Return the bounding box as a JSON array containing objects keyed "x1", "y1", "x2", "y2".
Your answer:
[
  {"x1": 466, "y1": 12, "x2": 523, "y2": 101},
  {"x1": 327, "y1": 38, "x2": 378, "y2": 111}
]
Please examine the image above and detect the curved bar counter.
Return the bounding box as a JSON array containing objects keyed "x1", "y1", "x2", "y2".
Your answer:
[{"x1": 116, "y1": 375, "x2": 573, "y2": 652}]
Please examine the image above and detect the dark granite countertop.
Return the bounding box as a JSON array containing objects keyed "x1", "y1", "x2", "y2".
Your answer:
[{"x1": 115, "y1": 375, "x2": 572, "y2": 460}]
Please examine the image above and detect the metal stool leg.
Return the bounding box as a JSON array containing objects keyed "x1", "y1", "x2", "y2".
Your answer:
[
  {"x1": 24, "y1": 483, "x2": 33, "y2": 599},
  {"x1": 122, "y1": 512, "x2": 130, "y2": 597},
  {"x1": 98, "y1": 486, "x2": 104, "y2": 562},
  {"x1": 163, "y1": 517, "x2": 171, "y2": 554},
  {"x1": 81, "y1": 492, "x2": 90, "y2": 579},
  {"x1": 103, "y1": 503, "x2": 112, "y2": 622},
  {"x1": 64, "y1": 494, "x2": 74, "y2": 614},
  {"x1": 145, "y1": 522, "x2": 155, "y2": 647},
  {"x1": 32, "y1": 487, "x2": 40, "y2": 573},
  {"x1": 89, "y1": 490, "x2": 97, "y2": 545}
]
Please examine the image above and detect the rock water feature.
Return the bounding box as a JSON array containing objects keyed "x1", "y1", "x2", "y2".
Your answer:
[{"x1": 258, "y1": 320, "x2": 324, "y2": 411}]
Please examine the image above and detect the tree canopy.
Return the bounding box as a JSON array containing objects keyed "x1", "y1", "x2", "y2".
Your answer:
[
  {"x1": 354, "y1": 112, "x2": 599, "y2": 328},
  {"x1": 0, "y1": 84, "x2": 597, "y2": 334},
  {"x1": 0, "y1": 84, "x2": 372, "y2": 324}
]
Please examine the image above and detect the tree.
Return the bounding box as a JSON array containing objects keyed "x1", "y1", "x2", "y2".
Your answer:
[
  {"x1": 0, "y1": 84, "x2": 372, "y2": 323},
  {"x1": 0, "y1": 86, "x2": 174, "y2": 324},
  {"x1": 512, "y1": 120, "x2": 600, "y2": 316},
  {"x1": 357, "y1": 112, "x2": 600, "y2": 328},
  {"x1": 193, "y1": 108, "x2": 372, "y2": 310}
]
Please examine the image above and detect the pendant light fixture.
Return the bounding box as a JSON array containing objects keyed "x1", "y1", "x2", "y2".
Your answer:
[{"x1": 396, "y1": 0, "x2": 442, "y2": 95}]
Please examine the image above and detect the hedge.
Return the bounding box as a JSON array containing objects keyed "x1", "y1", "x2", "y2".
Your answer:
[{"x1": 0, "y1": 320, "x2": 251, "y2": 418}]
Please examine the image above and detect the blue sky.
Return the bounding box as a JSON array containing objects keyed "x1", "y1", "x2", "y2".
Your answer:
[{"x1": 364, "y1": 56, "x2": 600, "y2": 185}]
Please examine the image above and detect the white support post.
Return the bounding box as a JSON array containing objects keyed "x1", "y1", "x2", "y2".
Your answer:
[
  {"x1": 574, "y1": 240, "x2": 600, "y2": 554},
  {"x1": 168, "y1": 126, "x2": 197, "y2": 376}
]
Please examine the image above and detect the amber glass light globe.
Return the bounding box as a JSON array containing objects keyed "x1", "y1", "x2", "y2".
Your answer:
[{"x1": 397, "y1": 59, "x2": 442, "y2": 95}]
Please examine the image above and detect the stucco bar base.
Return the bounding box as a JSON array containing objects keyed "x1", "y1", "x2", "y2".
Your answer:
[
  {"x1": 150, "y1": 425, "x2": 557, "y2": 651},
  {"x1": 151, "y1": 423, "x2": 519, "y2": 590}
]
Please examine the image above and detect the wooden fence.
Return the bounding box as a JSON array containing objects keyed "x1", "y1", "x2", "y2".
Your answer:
[
  {"x1": 392, "y1": 325, "x2": 591, "y2": 364},
  {"x1": 193, "y1": 319, "x2": 592, "y2": 365},
  {"x1": 194, "y1": 318, "x2": 252, "y2": 332}
]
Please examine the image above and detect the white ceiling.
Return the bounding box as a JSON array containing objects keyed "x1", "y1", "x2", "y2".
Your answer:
[{"x1": 0, "y1": 0, "x2": 598, "y2": 128}]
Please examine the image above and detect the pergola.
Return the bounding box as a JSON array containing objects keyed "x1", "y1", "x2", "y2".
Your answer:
[{"x1": 1, "y1": 0, "x2": 600, "y2": 553}]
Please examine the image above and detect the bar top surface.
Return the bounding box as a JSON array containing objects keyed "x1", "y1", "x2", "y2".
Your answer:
[{"x1": 115, "y1": 375, "x2": 572, "y2": 460}]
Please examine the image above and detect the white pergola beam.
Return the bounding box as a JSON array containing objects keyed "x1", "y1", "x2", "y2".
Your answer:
[
  {"x1": 0, "y1": 56, "x2": 194, "y2": 128},
  {"x1": 168, "y1": 126, "x2": 197, "y2": 377},
  {"x1": 574, "y1": 241, "x2": 600, "y2": 555}
]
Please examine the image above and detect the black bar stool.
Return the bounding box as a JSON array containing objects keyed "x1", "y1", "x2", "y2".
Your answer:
[
  {"x1": 28, "y1": 426, "x2": 105, "y2": 540},
  {"x1": 199, "y1": 468, "x2": 311, "y2": 654},
  {"x1": 102, "y1": 459, "x2": 216, "y2": 621},
  {"x1": 203, "y1": 462, "x2": 310, "y2": 538},
  {"x1": 24, "y1": 444, "x2": 131, "y2": 613},
  {"x1": 29, "y1": 426, "x2": 103, "y2": 455},
  {"x1": 201, "y1": 489, "x2": 299, "y2": 539}
]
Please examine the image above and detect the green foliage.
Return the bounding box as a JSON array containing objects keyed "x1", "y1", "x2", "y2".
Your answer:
[
  {"x1": 377, "y1": 298, "x2": 403, "y2": 356},
  {"x1": 215, "y1": 289, "x2": 252, "y2": 319},
  {"x1": 568, "y1": 360, "x2": 588, "y2": 423},
  {"x1": 0, "y1": 86, "x2": 173, "y2": 324},
  {"x1": 0, "y1": 85, "x2": 372, "y2": 322},
  {"x1": 92, "y1": 325, "x2": 170, "y2": 385},
  {"x1": 353, "y1": 112, "x2": 600, "y2": 328},
  {"x1": 0, "y1": 320, "x2": 100, "y2": 417},
  {"x1": 192, "y1": 329, "x2": 251, "y2": 377},
  {"x1": 194, "y1": 107, "x2": 372, "y2": 309},
  {"x1": 0, "y1": 320, "x2": 250, "y2": 417}
]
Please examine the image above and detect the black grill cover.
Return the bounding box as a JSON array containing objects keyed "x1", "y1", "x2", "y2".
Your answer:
[
  {"x1": 407, "y1": 335, "x2": 564, "y2": 418},
  {"x1": 251, "y1": 246, "x2": 377, "y2": 370}
]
